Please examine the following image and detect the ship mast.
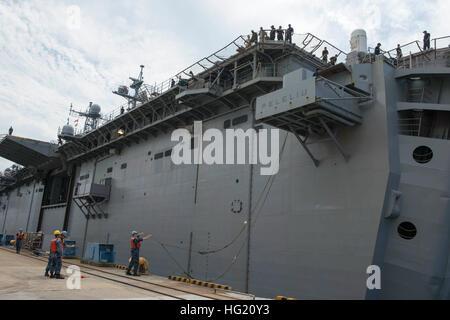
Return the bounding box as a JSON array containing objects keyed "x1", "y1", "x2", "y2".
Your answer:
[{"x1": 113, "y1": 65, "x2": 145, "y2": 110}]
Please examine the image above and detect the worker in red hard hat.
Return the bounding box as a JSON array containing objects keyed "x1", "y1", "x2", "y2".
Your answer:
[{"x1": 126, "y1": 231, "x2": 152, "y2": 276}]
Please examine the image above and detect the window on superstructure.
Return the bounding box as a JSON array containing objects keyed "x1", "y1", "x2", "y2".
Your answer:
[
  {"x1": 155, "y1": 152, "x2": 164, "y2": 160},
  {"x1": 107, "y1": 167, "x2": 113, "y2": 173},
  {"x1": 121, "y1": 163, "x2": 127, "y2": 169},
  {"x1": 80, "y1": 174, "x2": 90, "y2": 181},
  {"x1": 232, "y1": 115, "x2": 248, "y2": 126}
]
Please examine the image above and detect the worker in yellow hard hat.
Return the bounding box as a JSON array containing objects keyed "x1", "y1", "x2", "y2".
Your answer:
[{"x1": 45, "y1": 230, "x2": 64, "y2": 279}]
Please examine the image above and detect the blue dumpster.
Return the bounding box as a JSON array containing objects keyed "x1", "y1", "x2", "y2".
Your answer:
[
  {"x1": 63, "y1": 240, "x2": 78, "y2": 258},
  {"x1": 83, "y1": 243, "x2": 115, "y2": 264},
  {"x1": 0, "y1": 234, "x2": 3, "y2": 245}
]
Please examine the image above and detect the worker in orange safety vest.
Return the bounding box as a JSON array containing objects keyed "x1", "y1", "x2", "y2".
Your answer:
[
  {"x1": 126, "y1": 231, "x2": 152, "y2": 276},
  {"x1": 45, "y1": 230, "x2": 64, "y2": 279}
]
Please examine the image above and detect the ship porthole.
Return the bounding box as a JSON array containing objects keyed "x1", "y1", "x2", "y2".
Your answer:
[
  {"x1": 397, "y1": 221, "x2": 417, "y2": 240},
  {"x1": 413, "y1": 146, "x2": 433, "y2": 164}
]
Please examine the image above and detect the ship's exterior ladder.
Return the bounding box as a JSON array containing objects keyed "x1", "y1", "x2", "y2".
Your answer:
[{"x1": 72, "y1": 178, "x2": 111, "y2": 219}]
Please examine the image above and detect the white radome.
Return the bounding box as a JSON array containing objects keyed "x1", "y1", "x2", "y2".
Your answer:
[{"x1": 350, "y1": 29, "x2": 368, "y2": 53}]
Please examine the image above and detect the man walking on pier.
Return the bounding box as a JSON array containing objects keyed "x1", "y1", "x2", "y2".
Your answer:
[
  {"x1": 126, "y1": 231, "x2": 152, "y2": 276},
  {"x1": 15, "y1": 228, "x2": 24, "y2": 254}
]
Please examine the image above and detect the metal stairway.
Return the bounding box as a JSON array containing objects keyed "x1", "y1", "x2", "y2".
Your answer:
[{"x1": 73, "y1": 178, "x2": 111, "y2": 219}]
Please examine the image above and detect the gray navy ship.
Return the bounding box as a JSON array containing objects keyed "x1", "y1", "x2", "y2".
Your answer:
[{"x1": 0, "y1": 29, "x2": 449, "y2": 299}]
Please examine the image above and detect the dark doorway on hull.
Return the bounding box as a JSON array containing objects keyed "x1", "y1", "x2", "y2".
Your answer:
[{"x1": 42, "y1": 172, "x2": 70, "y2": 206}]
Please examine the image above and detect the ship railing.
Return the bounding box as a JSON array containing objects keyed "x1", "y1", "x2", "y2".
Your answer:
[
  {"x1": 432, "y1": 35, "x2": 450, "y2": 55},
  {"x1": 297, "y1": 33, "x2": 347, "y2": 64},
  {"x1": 95, "y1": 101, "x2": 134, "y2": 128},
  {"x1": 221, "y1": 62, "x2": 286, "y2": 91},
  {"x1": 383, "y1": 35, "x2": 450, "y2": 69}
]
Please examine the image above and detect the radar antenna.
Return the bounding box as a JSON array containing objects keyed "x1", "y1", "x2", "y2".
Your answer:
[
  {"x1": 69, "y1": 102, "x2": 102, "y2": 133},
  {"x1": 113, "y1": 65, "x2": 147, "y2": 110}
]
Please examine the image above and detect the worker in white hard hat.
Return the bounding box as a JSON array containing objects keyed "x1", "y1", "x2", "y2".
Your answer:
[
  {"x1": 60, "y1": 231, "x2": 75, "y2": 248},
  {"x1": 126, "y1": 231, "x2": 152, "y2": 276}
]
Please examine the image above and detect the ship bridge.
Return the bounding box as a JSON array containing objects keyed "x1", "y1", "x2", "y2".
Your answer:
[{"x1": 57, "y1": 32, "x2": 348, "y2": 163}]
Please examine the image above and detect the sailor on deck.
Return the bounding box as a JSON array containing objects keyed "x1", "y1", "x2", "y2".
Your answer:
[
  {"x1": 269, "y1": 25, "x2": 276, "y2": 40},
  {"x1": 276, "y1": 26, "x2": 284, "y2": 41},
  {"x1": 250, "y1": 30, "x2": 258, "y2": 45},
  {"x1": 396, "y1": 44, "x2": 403, "y2": 59},
  {"x1": 126, "y1": 231, "x2": 152, "y2": 276},
  {"x1": 374, "y1": 43, "x2": 382, "y2": 55},
  {"x1": 259, "y1": 27, "x2": 267, "y2": 43},
  {"x1": 423, "y1": 31, "x2": 431, "y2": 50},
  {"x1": 286, "y1": 24, "x2": 294, "y2": 44},
  {"x1": 321, "y1": 47, "x2": 329, "y2": 63},
  {"x1": 330, "y1": 55, "x2": 338, "y2": 65}
]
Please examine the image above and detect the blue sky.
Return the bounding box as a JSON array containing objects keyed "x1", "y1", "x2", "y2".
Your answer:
[{"x1": 0, "y1": 0, "x2": 449, "y2": 171}]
